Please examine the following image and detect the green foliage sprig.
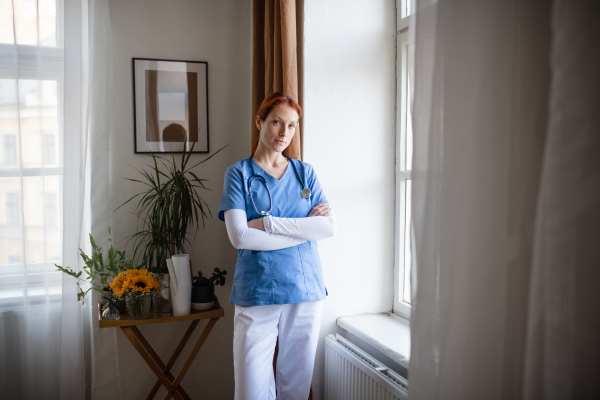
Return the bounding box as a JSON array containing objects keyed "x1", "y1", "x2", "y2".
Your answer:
[
  {"x1": 55, "y1": 227, "x2": 131, "y2": 305},
  {"x1": 116, "y1": 141, "x2": 228, "y2": 273},
  {"x1": 192, "y1": 268, "x2": 227, "y2": 287}
]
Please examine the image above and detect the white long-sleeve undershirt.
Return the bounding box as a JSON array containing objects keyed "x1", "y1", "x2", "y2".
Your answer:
[
  {"x1": 263, "y1": 211, "x2": 337, "y2": 241},
  {"x1": 224, "y1": 208, "x2": 336, "y2": 251}
]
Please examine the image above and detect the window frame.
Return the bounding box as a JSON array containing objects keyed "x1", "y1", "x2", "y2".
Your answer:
[{"x1": 393, "y1": 0, "x2": 412, "y2": 319}]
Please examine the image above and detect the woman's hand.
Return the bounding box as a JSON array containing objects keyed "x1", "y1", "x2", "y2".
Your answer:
[
  {"x1": 308, "y1": 202, "x2": 332, "y2": 217},
  {"x1": 248, "y1": 217, "x2": 265, "y2": 231}
]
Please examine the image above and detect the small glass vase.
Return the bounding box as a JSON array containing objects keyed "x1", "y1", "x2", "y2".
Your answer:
[
  {"x1": 125, "y1": 292, "x2": 152, "y2": 319},
  {"x1": 102, "y1": 300, "x2": 121, "y2": 320}
]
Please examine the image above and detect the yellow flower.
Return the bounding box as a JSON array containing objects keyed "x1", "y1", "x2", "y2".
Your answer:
[
  {"x1": 110, "y1": 271, "x2": 127, "y2": 297},
  {"x1": 109, "y1": 269, "x2": 160, "y2": 297},
  {"x1": 121, "y1": 269, "x2": 160, "y2": 294}
]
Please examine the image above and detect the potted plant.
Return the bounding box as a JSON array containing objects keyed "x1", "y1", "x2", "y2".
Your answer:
[
  {"x1": 117, "y1": 141, "x2": 227, "y2": 313},
  {"x1": 56, "y1": 227, "x2": 131, "y2": 319},
  {"x1": 191, "y1": 268, "x2": 227, "y2": 310}
]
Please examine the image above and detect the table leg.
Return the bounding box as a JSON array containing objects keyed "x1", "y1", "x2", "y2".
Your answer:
[
  {"x1": 121, "y1": 327, "x2": 185, "y2": 400},
  {"x1": 162, "y1": 318, "x2": 218, "y2": 400},
  {"x1": 130, "y1": 325, "x2": 194, "y2": 400}
]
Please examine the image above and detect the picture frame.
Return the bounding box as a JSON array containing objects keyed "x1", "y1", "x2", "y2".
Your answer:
[{"x1": 132, "y1": 57, "x2": 209, "y2": 153}]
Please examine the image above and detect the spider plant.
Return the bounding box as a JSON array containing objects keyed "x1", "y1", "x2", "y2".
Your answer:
[{"x1": 116, "y1": 141, "x2": 227, "y2": 273}]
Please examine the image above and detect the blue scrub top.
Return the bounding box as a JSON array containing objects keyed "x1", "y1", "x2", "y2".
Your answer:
[{"x1": 219, "y1": 156, "x2": 329, "y2": 306}]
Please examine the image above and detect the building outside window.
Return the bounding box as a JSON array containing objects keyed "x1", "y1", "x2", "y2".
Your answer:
[
  {"x1": 5, "y1": 193, "x2": 19, "y2": 225},
  {"x1": 3, "y1": 135, "x2": 17, "y2": 165},
  {"x1": 44, "y1": 193, "x2": 58, "y2": 227},
  {"x1": 43, "y1": 134, "x2": 56, "y2": 165}
]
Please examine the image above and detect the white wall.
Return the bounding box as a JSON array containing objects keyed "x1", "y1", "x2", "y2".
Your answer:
[
  {"x1": 91, "y1": 1, "x2": 251, "y2": 398},
  {"x1": 303, "y1": 0, "x2": 397, "y2": 398}
]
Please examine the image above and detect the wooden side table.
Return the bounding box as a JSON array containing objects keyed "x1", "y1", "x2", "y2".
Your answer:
[{"x1": 98, "y1": 296, "x2": 225, "y2": 400}]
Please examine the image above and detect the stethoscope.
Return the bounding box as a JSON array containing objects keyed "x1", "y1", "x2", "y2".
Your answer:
[{"x1": 247, "y1": 153, "x2": 311, "y2": 216}]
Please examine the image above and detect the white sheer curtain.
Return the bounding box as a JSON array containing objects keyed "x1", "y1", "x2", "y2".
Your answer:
[
  {"x1": 85, "y1": 0, "x2": 125, "y2": 398},
  {"x1": 0, "y1": 0, "x2": 91, "y2": 398},
  {"x1": 409, "y1": 0, "x2": 600, "y2": 399}
]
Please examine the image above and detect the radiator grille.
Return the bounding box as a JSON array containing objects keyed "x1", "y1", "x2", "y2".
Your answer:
[{"x1": 325, "y1": 334, "x2": 408, "y2": 400}]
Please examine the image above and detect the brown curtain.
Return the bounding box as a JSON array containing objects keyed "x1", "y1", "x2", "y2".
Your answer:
[
  {"x1": 253, "y1": 4, "x2": 308, "y2": 397},
  {"x1": 252, "y1": 0, "x2": 304, "y2": 160}
]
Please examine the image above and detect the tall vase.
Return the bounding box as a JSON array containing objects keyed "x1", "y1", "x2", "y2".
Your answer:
[
  {"x1": 167, "y1": 255, "x2": 192, "y2": 316},
  {"x1": 151, "y1": 272, "x2": 171, "y2": 313}
]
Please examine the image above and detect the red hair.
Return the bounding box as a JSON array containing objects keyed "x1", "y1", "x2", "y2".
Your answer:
[{"x1": 256, "y1": 92, "x2": 302, "y2": 121}]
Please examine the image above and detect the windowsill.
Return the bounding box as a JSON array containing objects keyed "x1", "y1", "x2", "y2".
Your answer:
[{"x1": 336, "y1": 312, "x2": 411, "y2": 370}]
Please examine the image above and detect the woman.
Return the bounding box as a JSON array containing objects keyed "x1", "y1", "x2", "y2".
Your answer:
[{"x1": 218, "y1": 92, "x2": 336, "y2": 400}]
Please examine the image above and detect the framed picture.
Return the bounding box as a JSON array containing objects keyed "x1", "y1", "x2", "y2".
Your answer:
[{"x1": 132, "y1": 58, "x2": 209, "y2": 153}]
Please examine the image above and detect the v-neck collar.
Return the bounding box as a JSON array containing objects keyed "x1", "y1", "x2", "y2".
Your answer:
[{"x1": 250, "y1": 157, "x2": 292, "y2": 184}]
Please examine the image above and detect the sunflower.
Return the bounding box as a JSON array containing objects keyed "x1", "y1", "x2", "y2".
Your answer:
[
  {"x1": 109, "y1": 271, "x2": 127, "y2": 297},
  {"x1": 121, "y1": 269, "x2": 160, "y2": 295}
]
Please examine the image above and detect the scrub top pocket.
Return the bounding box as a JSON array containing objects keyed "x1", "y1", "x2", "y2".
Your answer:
[{"x1": 233, "y1": 251, "x2": 272, "y2": 302}]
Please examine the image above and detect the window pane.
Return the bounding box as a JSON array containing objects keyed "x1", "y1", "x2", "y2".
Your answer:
[
  {"x1": 20, "y1": 80, "x2": 44, "y2": 168},
  {"x1": 44, "y1": 193, "x2": 57, "y2": 227},
  {"x1": 0, "y1": 79, "x2": 60, "y2": 169},
  {"x1": 39, "y1": 0, "x2": 57, "y2": 47},
  {"x1": 401, "y1": 0, "x2": 412, "y2": 19},
  {"x1": 0, "y1": 80, "x2": 21, "y2": 167},
  {"x1": 0, "y1": 0, "x2": 15, "y2": 44},
  {"x1": 406, "y1": 69, "x2": 413, "y2": 170},
  {"x1": 23, "y1": 176, "x2": 45, "y2": 263},
  {"x1": 11, "y1": 0, "x2": 57, "y2": 47},
  {"x1": 1, "y1": 178, "x2": 24, "y2": 264},
  {"x1": 403, "y1": 179, "x2": 412, "y2": 303},
  {"x1": 43, "y1": 134, "x2": 56, "y2": 165},
  {"x1": 21, "y1": 176, "x2": 61, "y2": 263},
  {"x1": 401, "y1": 0, "x2": 406, "y2": 18},
  {"x1": 13, "y1": 0, "x2": 38, "y2": 45},
  {"x1": 6, "y1": 192, "x2": 20, "y2": 225},
  {"x1": 3, "y1": 135, "x2": 17, "y2": 165},
  {"x1": 25, "y1": 79, "x2": 59, "y2": 168},
  {"x1": 42, "y1": 177, "x2": 61, "y2": 260}
]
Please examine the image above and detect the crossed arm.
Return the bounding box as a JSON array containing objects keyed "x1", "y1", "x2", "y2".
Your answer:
[{"x1": 224, "y1": 203, "x2": 337, "y2": 251}]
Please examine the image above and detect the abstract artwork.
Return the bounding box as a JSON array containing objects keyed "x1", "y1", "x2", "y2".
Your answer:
[{"x1": 133, "y1": 58, "x2": 209, "y2": 153}]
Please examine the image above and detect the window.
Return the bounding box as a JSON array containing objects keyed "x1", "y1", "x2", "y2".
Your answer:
[
  {"x1": 394, "y1": 0, "x2": 413, "y2": 319},
  {"x1": 0, "y1": 0, "x2": 64, "y2": 306}
]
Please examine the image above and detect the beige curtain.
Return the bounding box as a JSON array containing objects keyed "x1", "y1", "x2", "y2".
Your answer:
[
  {"x1": 252, "y1": 0, "x2": 304, "y2": 160},
  {"x1": 408, "y1": 0, "x2": 600, "y2": 399}
]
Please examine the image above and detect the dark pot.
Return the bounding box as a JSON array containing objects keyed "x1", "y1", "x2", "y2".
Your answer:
[{"x1": 191, "y1": 284, "x2": 215, "y2": 303}]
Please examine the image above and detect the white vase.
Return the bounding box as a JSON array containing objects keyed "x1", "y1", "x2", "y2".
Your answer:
[{"x1": 166, "y1": 254, "x2": 192, "y2": 316}]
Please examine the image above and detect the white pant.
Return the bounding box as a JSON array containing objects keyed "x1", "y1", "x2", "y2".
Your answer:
[{"x1": 233, "y1": 300, "x2": 324, "y2": 400}]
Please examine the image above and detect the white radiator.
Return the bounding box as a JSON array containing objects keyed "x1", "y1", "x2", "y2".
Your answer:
[{"x1": 325, "y1": 333, "x2": 408, "y2": 400}]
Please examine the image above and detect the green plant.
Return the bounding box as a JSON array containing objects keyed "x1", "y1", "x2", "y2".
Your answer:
[
  {"x1": 55, "y1": 227, "x2": 131, "y2": 305},
  {"x1": 192, "y1": 268, "x2": 227, "y2": 287},
  {"x1": 117, "y1": 141, "x2": 228, "y2": 273}
]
